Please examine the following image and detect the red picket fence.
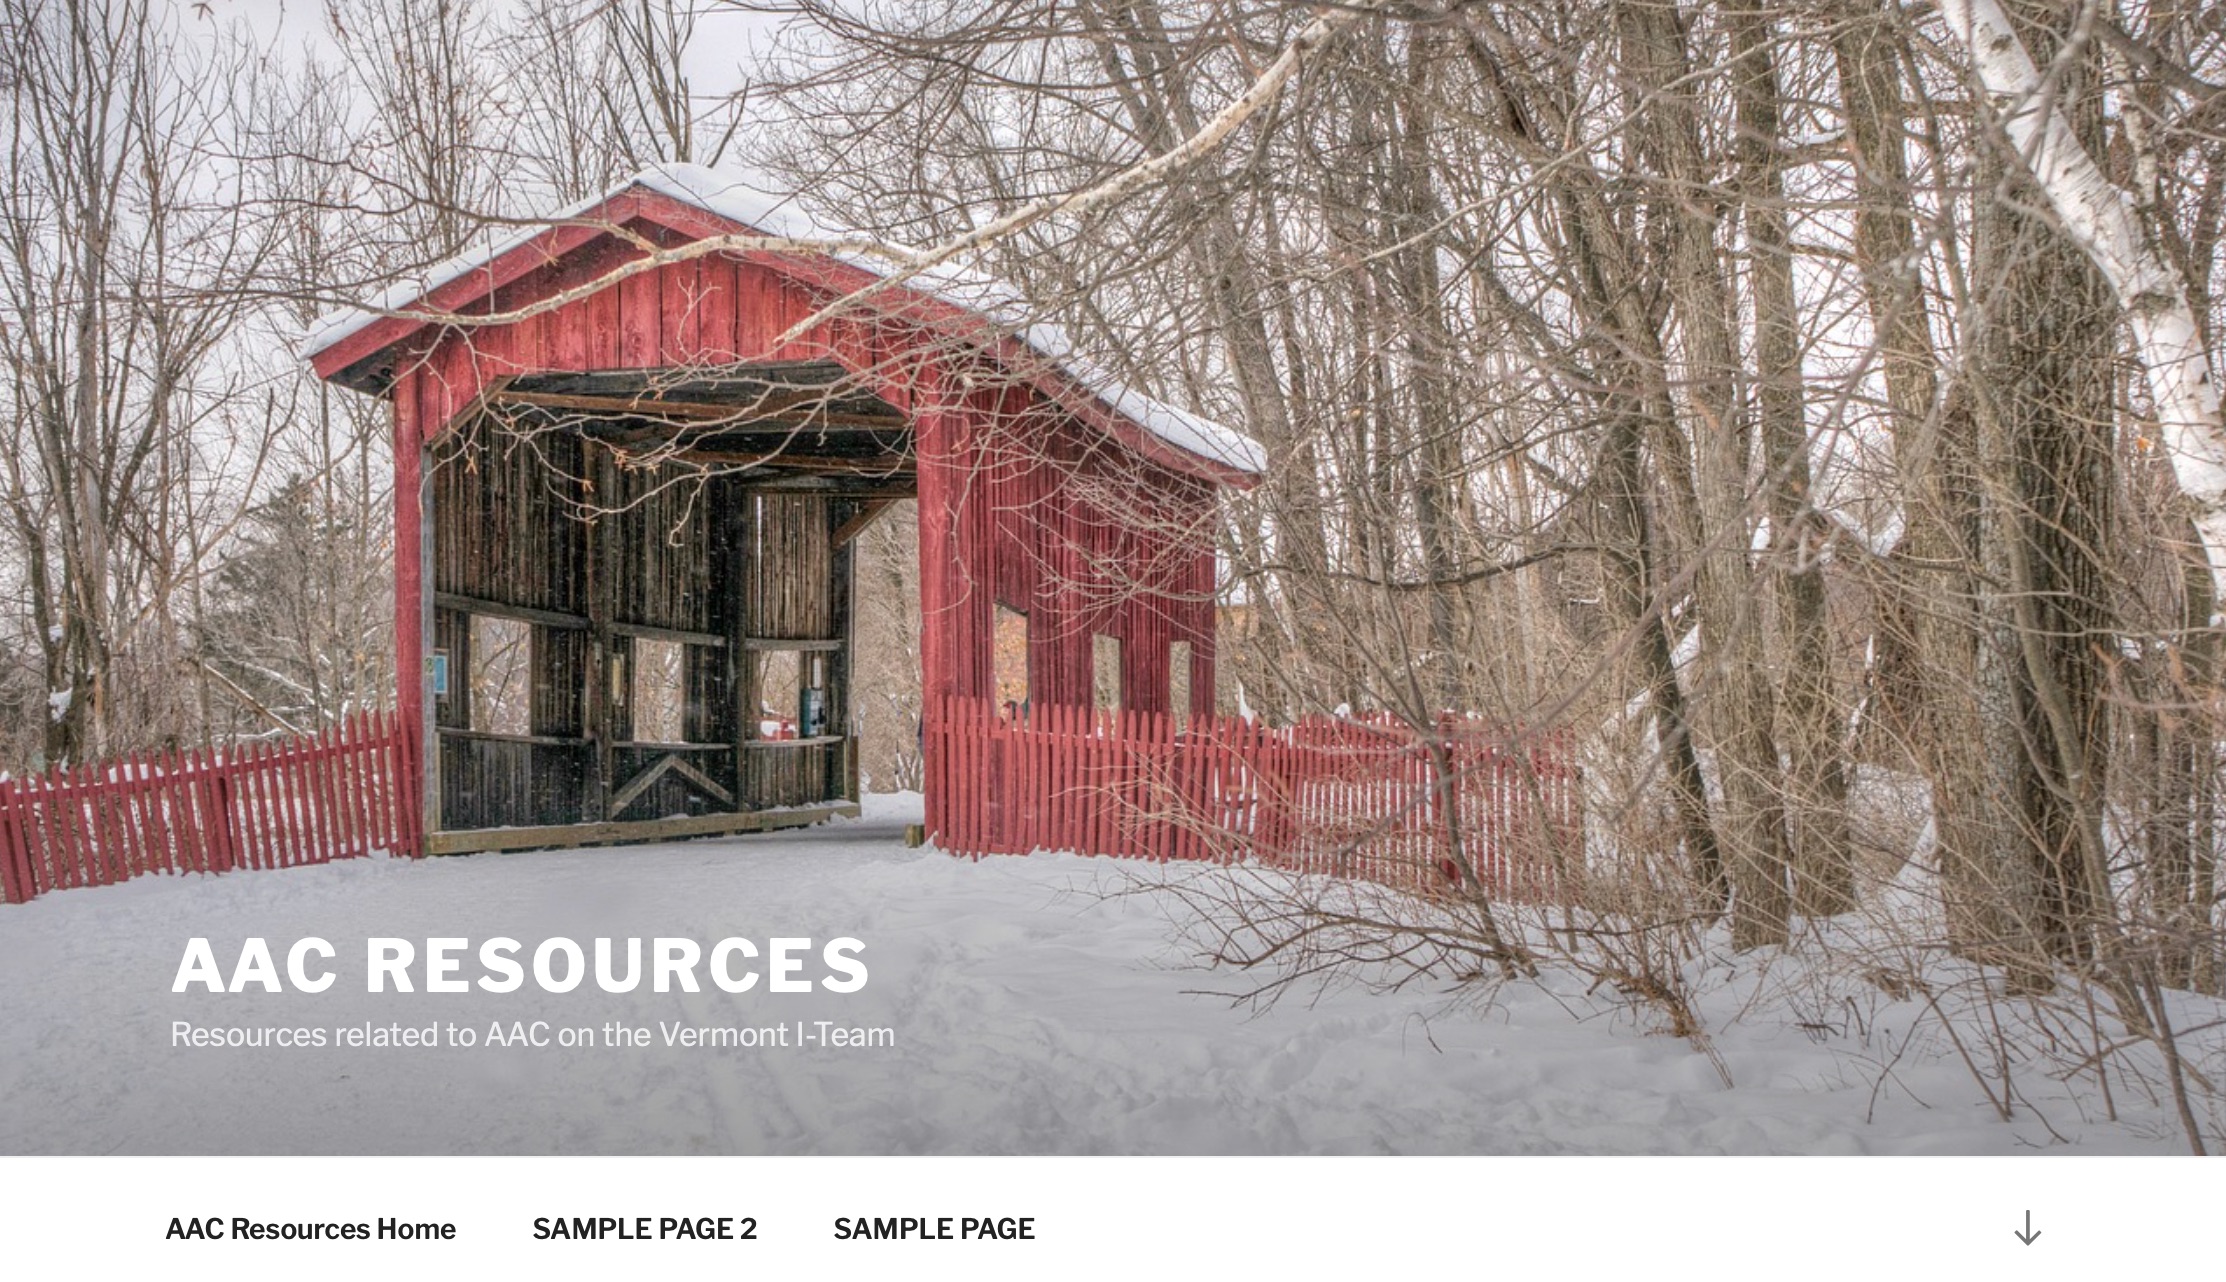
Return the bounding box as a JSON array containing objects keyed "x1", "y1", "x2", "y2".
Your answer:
[
  {"x1": 924, "y1": 694, "x2": 1581, "y2": 899},
  {"x1": 0, "y1": 711, "x2": 421, "y2": 905}
]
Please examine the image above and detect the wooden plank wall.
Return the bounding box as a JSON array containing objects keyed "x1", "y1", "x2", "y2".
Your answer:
[
  {"x1": 423, "y1": 407, "x2": 855, "y2": 833},
  {"x1": 599, "y1": 453, "x2": 725, "y2": 635},
  {"x1": 437, "y1": 738, "x2": 591, "y2": 830},
  {"x1": 919, "y1": 379, "x2": 1219, "y2": 720},
  {"x1": 747, "y1": 494, "x2": 835, "y2": 639},
  {"x1": 430, "y1": 428, "x2": 585, "y2": 614}
]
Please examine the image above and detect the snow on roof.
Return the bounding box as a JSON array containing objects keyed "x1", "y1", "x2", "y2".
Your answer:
[{"x1": 301, "y1": 162, "x2": 1266, "y2": 476}]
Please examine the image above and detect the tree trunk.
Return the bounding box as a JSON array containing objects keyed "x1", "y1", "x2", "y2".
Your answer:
[
  {"x1": 1965, "y1": 0, "x2": 2118, "y2": 974},
  {"x1": 1829, "y1": 5, "x2": 2004, "y2": 951},
  {"x1": 1617, "y1": 0, "x2": 1790, "y2": 948},
  {"x1": 1386, "y1": 27, "x2": 1471, "y2": 709},
  {"x1": 1942, "y1": 0, "x2": 2226, "y2": 602},
  {"x1": 1732, "y1": 8, "x2": 1853, "y2": 916}
]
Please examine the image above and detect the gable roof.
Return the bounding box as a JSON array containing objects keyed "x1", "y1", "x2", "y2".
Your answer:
[{"x1": 302, "y1": 162, "x2": 1266, "y2": 478}]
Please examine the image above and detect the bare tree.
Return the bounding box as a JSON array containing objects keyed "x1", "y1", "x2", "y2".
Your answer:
[{"x1": 0, "y1": 0, "x2": 275, "y2": 764}]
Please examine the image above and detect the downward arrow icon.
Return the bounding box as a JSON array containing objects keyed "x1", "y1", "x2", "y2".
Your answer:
[{"x1": 2014, "y1": 1211, "x2": 2041, "y2": 1246}]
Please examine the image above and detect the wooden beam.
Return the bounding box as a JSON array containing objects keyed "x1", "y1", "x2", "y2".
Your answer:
[
  {"x1": 494, "y1": 389, "x2": 906, "y2": 429},
  {"x1": 751, "y1": 479, "x2": 917, "y2": 499},
  {"x1": 510, "y1": 360, "x2": 855, "y2": 407},
  {"x1": 425, "y1": 801, "x2": 860, "y2": 855},
  {"x1": 433, "y1": 592, "x2": 590, "y2": 631},
  {"x1": 742, "y1": 637, "x2": 844, "y2": 651},
  {"x1": 832, "y1": 499, "x2": 897, "y2": 546},
  {"x1": 608, "y1": 620, "x2": 726, "y2": 648},
  {"x1": 609, "y1": 751, "x2": 736, "y2": 814},
  {"x1": 436, "y1": 727, "x2": 590, "y2": 749},
  {"x1": 683, "y1": 450, "x2": 913, "y2": 476}
]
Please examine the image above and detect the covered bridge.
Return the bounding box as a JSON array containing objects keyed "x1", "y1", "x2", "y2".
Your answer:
[{"x1": 306, "y1": 163, "x2": 1262, "y2": 854}]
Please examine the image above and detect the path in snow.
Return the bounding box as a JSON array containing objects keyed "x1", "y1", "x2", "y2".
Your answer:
[{"x1": 0, "y1": 795, "x2": 2197, "y2": 1154}]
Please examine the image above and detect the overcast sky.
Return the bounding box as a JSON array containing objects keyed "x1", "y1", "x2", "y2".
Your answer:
[{"x1": 174, "y1": 0, "x2": 772, "y2": 101}]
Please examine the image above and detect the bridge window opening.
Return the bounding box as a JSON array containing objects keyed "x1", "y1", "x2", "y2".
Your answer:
[
  {"x1": 631, "y1": 638, "x2": 687, "y2": 745},
  {"x1": 469, "y1": 615, "x2": 532, "y2": 736},
  {"x1": 993, "y1": 604, "x2": 1030, "y2": 716},
  {"x1": 1092, "y1": 634, "x2": 1122, "y2": 712},
  {"x1": 755, "y1": 648, "x2": 802, "y2": 739},
  {"x1": 1170, "y1": 640, "x2": 1192, "y2": 731}
]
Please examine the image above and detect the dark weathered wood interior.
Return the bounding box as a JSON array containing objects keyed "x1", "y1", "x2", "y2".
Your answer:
[{"x1": 427, "y1": 367, "x2": 907, "y2": 839}]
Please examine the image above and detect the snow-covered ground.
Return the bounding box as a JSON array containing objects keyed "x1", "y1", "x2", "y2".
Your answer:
[{"x1": 0, "y1": 794, "x2": 2210, "y2": 1154}]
